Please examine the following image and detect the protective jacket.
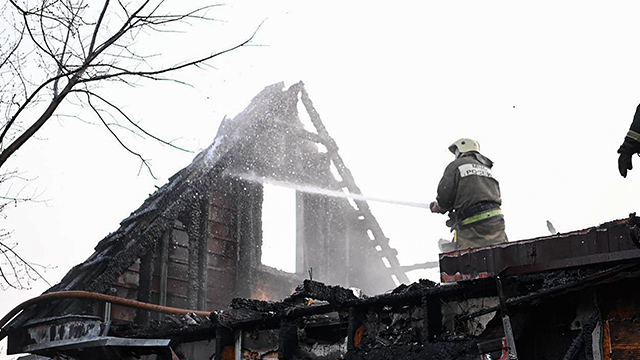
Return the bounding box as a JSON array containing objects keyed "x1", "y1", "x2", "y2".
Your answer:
[
  {"x1": 630, "y1": 103, "x2": 640, "y2": 133},
  {"x1": 618, "y1": 103, "x2": 640, "y2": 177},
  {"x1": 624, "y1": 103, "x2": 640, "y2": 144},
  {"x1": 436, "y1": 151, "x2": 501, "y2": 225}
]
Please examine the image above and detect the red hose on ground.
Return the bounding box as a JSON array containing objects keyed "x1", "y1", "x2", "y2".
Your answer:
[{"x1": 0, "y1": 291, "x2": 211, "y2": 340}]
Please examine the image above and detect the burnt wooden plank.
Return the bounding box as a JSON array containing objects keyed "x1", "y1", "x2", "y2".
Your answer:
[
  {"x1": 135, "y1": 247, "x2": 155, "y2": 325},
  {"x1": 597, "y1": 229, "x2": 610, "y2": 254},
  {"x1": 422, "y1": 295, "x2": 442, "y2": 341},
  {"x1": 168, "y1": 262, "x2": 189, "y2": 280},
  {"x1": 207, "y1": 238, "x2": 237, "y2": 258},
  {"x1": 208, "y1": 205, "x2": 232, "y2": 223},
  {"x1": 491, "y1": 246, "x2": 505, "y2": 277},
  {"x1": 501, "y1": 245, "x2": 519, "y2": 272},
  {"x1": 186, "y1": 205, "x2": 203, "y2": 309},
  {"x1": 608, "y1": 228, "x2": 621, "y2": 253},
  {"x1": 554, "y1": 235, "x2": 573, "y2": 261},
  {"x1": 210, "y1": 221, "x2": 231, "y2": 238},
  {"x1": 347, "y1": 306, "x2": 366, "y2": 351},
  {"x1": 616, "y1": 225, "x2": 637, "y2": 251},
  {"x1": 169, "y1": 245, "x2": 189, "y2": 263},
  {"x1": 172, "y1": 227, "x2": 189, "y2": 247},
  {"x1": 215, "y1": 326, "x2": 234, "y2": 360},
  {"x1": 533, "y1": 238, "x2": 554, "y2": 267},
  {"x1": 570, "y1": 231, "x2": 589, "y2": 258},
  {"x1": 278, "y1": 318, "x2": 298, "y2": 360},
  {"x1": 167, "y1": 293, "x2": 189, "y2": 309},
  {"x1": 524, "y1": 241, "x2": 537, "y2": 266},
  {"x1": 468, "y1": 250, "x2": 487, "y2": 278},
  {"x1": 198, "y1": 199, "x2": 209, "y2": 310},
  {"x1": 166, "y1": 277, "x2": 189, "y2": 297},
  {"x1": 608, "y1": 319, "x2": 640, "y2": 359},
  {"x1": 207, "y1": 268, "x2": 236, "y2": 288},
  {"x1": 160, "y1": 230, "x2": 170, "y2": 307},
  {"x1": 484, "y1": 248, "x2": 496, "y2": 275},
  {"x1": 586, "y1": 229, "x2": 598, "y2": 256},
  {"x1": 210, "y1": 190, "x2": 230, "y2": 208}
]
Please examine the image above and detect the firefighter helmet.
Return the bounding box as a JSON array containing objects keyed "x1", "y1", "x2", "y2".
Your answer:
[{"x1": 448, "y1": 138, "x2": 480, "y2": 155}]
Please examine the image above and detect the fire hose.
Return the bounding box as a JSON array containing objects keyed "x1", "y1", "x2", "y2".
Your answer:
[{"x1": 0, "y1": 291, "x2": 210, "y2": 341}]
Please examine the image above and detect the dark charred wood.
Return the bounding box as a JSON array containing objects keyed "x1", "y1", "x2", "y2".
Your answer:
[
  {"x1": 278, "y1": 318, "x2": 298, "y2": 360},
  {"x1": 457, "y1": 262, "x2": 640, "y2": 322},
  {"x1": 421, "y1": 295, "x2": 442, "y2": 342},
  {"x1": 230, "y1": 298, "x2": 288, "y2": 313},
  {"x1": 347, "y1": 306, "x2": 366, "y2": 351},
  {"x1": 290, "y1": 280, "x2": 359, "y2": 305}
]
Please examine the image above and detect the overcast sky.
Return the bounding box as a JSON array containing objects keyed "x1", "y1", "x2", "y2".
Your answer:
[{"x1": 2, "y1": 1, "x2": 640, "y2": 356}]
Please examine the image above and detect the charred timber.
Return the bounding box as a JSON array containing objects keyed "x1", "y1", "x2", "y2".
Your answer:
[
  {"x1": 560, "y1": 313, "x2": 599, "y2": 360},
  {"x1": 457, "y1": 261, "x2": 640, "y2": 322},
  {"x1": 291, "y1": 280, "x2": 359, "y2": 305},
  {"x1": 210, "y1": 279, "x2": 490, "y2": 331}
]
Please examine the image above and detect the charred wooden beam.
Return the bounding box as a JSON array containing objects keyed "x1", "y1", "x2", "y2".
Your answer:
[
  {"x1": 292, "y1": 280, "x2": 358, "y2": 305},
  {"x1": 212, "y1": 279, "x2": 493, "y2": 332},
  {"x1": 215, "y1": 327, "x2": 234, "y2": 360},
  {"x1": 347, "y1": 306, "x2": 366, "y2": 351},
  {"x1": 197, "y1": 198, "x2": 208, "y2": 310},
  {"x1": 186, "y1": 204, "x2": 203, "y2": 310},
  {"x1": 136, "y1": 244, "x2": 156, "y2": 325},
  {"x1": 561, "y1": 313, "x2": 600, "y2": 360},
  {"x1": 278, "y1": 318, "x2": 298, "y2": 360},
  {"x1": 212, "y1": 303, "x2": 333, "y2": 330},
  {"x1": 159, "y1": 231, "x2": 170, "y2": 307},
  {"x1": 457, "y1": 262, "x2": 640, "y2": 322},
  {"x1": 421, "y1": 295, "x2": 442, "y2": 342},
  {"x1": 496, "y1": 276, "x2": 519, "y2": 359},
  {"x1": 235, "y1": 180, "x2": 263, "y2": 299}
]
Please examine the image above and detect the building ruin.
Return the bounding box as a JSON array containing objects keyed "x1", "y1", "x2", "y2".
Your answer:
[{"x1": 3, "y1": 82, "x2": 640, "y2": 360}]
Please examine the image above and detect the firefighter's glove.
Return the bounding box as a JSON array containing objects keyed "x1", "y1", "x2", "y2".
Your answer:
[
  {"x1": 445, "y1": 214, "x2": 456, "y2": 229},
  {"x1": 618, "y1": 137, "x2": 640, "y2": 177},
  {"x1": 430, "y1": 201, "x2": 445, "y2": 214}
]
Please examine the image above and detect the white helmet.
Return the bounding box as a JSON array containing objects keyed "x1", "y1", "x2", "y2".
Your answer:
[{"x1": 448, "y1": 138, "x2": 480, "y2": 156}]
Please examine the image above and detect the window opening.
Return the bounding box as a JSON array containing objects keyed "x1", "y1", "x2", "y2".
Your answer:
[{"x1": 261, "y1": 184, "x2": 296, "y2": 273}]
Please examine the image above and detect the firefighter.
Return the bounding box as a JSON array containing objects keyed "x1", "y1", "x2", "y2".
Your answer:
[
  {"x1": 430, "y1": 138, "x2": 508, "y2": 250},
  {"x1": 618, "y1": 103, "x2": 640, "y2": 178}
]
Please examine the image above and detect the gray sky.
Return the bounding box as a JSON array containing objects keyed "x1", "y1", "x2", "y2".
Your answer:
[{"x1": 2, "y1": 1, "x2": 640, "y2": 356}]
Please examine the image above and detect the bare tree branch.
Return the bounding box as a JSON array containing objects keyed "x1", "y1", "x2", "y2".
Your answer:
[
  {"x1": 0, "y1": 0, "x2": 258, "y2": 289},
  {"x1": 79, "y1": 89, "x2": 193, "y2": 152},
  {"x1": 0, "y1": 240, "x2": 51, "y2": 287},
  {"x1": 81, "y1": 27, "x2": 258, "y2": 83},
  {"x1": 88, "y1": 0, "x2": 110, "y2": 54},
  {"x1": 0, "y1": 26, "x2": 25, "y2": 69},
  {"x1": 85, "y1": 91, "x2": 157, "y2": 179}
]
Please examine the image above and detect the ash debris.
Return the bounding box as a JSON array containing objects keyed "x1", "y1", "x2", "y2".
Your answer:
[
  {"x1": 227, "y1": 279, "x2": 359, "y2": 314},
  {"x1": 230, "y1": 297, "x2": 289, "y2": 313},
  {"x1": 345, "y1": 342, "x2": 477, "y2": 360},
  {"x1": 345, "y1": 303, "x2": 476, "y2": 360},
  {"x1": 289, "y1": 280, "x2": 361, "y2": 305},
  {"x1": 391, "y1": 279, "x2": 437, "y2": 295},
  {"x1": 110, "y1": 313, "x2": 211, "y2": 338}
]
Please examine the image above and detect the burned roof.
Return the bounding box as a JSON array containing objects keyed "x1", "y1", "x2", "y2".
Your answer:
[{"x1": 6, "y1": 81, "x2": 406, "y2": 332}]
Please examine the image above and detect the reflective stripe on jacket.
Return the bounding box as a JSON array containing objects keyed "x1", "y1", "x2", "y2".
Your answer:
[{"x1": 627, "y1": 130, "x2": 640, "y2": 143}]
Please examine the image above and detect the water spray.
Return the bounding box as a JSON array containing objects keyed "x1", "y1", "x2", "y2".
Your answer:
[{"x1": 230, "y1": 172, "x2": 431, "y2": 210}]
